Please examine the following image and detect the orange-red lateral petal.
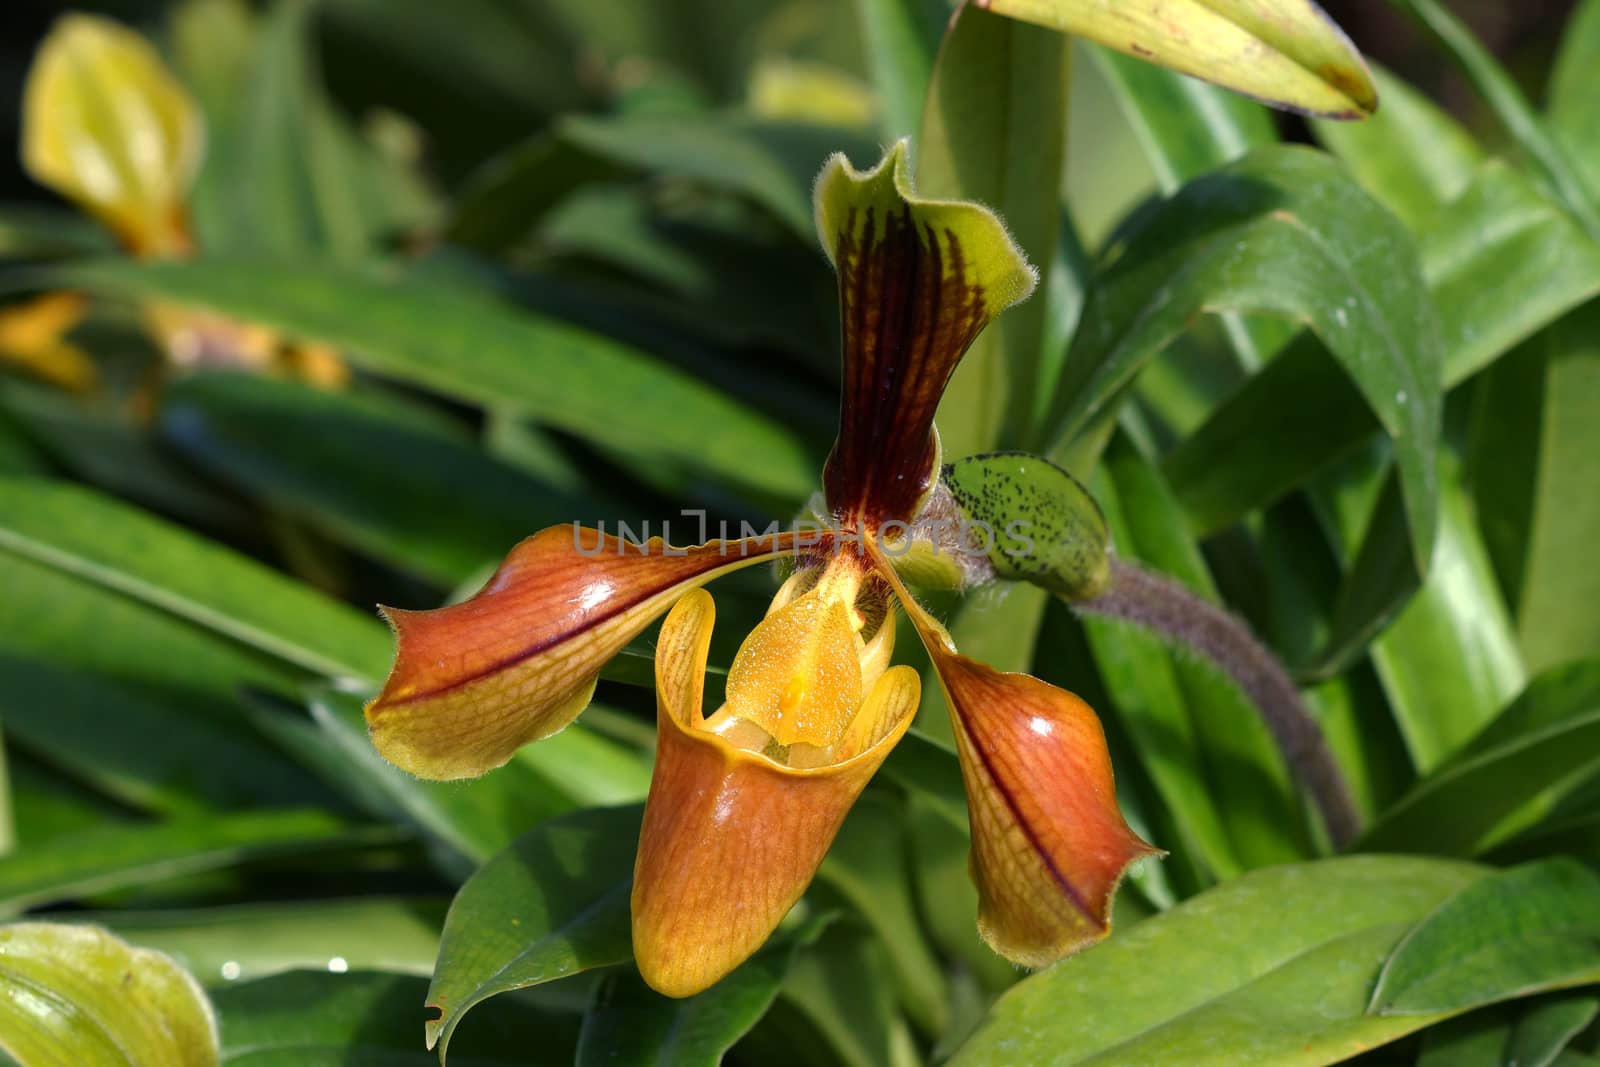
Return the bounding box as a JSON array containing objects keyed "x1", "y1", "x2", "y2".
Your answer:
[
  {"x1": 631, "y1": 591, "x2": 919, "y2": 997},
  {"x1": 365, "y1": 525, "x2": 802, "y2": 780},
  {"x1": 861, "y1": 537, "x2": 1155, "y2": 965},
  {"x1": 932, "y1": 648, "x2": 1159, "y2": 967}
]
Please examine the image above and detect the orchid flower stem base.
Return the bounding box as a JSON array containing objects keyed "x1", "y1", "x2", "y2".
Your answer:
[{"x1": 1073, "y1": 556, "x2": 1362, "y2": 849}]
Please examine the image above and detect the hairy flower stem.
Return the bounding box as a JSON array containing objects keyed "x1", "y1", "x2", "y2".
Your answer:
[{"x1": 1074, "y1": 557, "x2": 1362, "y2": 849}]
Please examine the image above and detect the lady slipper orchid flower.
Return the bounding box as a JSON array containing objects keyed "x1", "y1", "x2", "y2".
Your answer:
[{"x1": 366, "y1": 141, "x2": 1157, "y2": 998}]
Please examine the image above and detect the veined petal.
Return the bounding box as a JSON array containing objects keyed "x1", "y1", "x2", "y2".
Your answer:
[
  {"x1": 366, "y1": 526, "x2": 804, "y2": 780},
  {"x1": 22, "y1": 14, "x2": 203, "y2": 257},
  {"x1": 632, "y1": 591, "x2": 919, "y2": 997},
  {"x1": 977, "y1": 0, "x2": 1376, "y2": 119},
  {"x1": 865, "y1": 539, "x2": 1156, "y2": 966},
  {"x1": 932, "y1": 650, "x2": 1159, "y2": 966},
  {"x1": 815, "y1": 140, "x2": 1036, "y2": 526}
]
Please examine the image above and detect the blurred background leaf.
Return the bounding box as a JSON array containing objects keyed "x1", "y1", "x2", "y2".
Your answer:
[{"x1": 1, "y1": 1, "x2": 1598, "y2": 1064}]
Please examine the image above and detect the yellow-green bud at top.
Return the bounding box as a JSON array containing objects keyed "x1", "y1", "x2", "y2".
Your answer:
[
  {"x1": 975, "y1": 0, "x2": 1376, "y2": 120},
  {"x1": 22, "y1": 14, "x2": 203, "y2": 259}
]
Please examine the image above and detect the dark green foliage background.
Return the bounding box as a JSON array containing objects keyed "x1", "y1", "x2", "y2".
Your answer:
[{"x1": 1, "y1": 1, "x2": 1598, "y2": 1064}]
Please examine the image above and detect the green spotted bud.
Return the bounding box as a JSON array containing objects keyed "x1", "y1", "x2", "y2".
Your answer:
[{"x1": 943, "y1": 451, "x2": 1111, "y2": 600}]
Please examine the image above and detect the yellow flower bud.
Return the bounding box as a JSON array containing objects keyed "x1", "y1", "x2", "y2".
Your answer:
[{"x1": 22, "y1": 14, "x2": 203, "y2": 258}]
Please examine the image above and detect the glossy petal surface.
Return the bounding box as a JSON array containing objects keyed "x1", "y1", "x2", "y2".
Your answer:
[
  {"x1": 932, "y1": 649, "x2": 1159, "y2": 966},
  {"x1": 868, "y1": 541, "x2": 1156, "y2": 967},
  {"x1": 723, "y1": 589, "x2": 864, "y2": 748},
  {"x1": 632, "y1": 591, "x2": 919, "y2": 997},
  {"x1": 366, "y1": 525, "x2": 803, "y2": 780},
  {"x1": 815, "y1": 140, "x2": 1035, "y2": 525}
]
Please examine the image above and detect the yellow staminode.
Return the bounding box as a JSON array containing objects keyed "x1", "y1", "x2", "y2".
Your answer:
[
  {"x1": 721, "y1": 591, "x2": 865, "y2": 750},
  {"x1": 22, "y1": 14, "x2": 204, "y2": 258}
]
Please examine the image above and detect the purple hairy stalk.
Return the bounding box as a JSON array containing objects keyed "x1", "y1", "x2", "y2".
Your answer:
[{"x1": 1075, "y1": 556, "x2": 1362, "y2": 848}]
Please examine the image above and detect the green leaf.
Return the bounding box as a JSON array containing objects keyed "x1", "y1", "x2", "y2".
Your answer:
[
  {"x1": 0, "y1": 811, "x2": 380, "y2": 917},
  {"x1": 1046, "y1": 146, "x2": 1442, "y2": 573},
  {"x1": 0, "y1": 922, "x2": 217, "y2": 1067},
  {"x1": 0, "y1": 546, "x2": 290, "y2": 704},
  {"x1": 1491, "y1": 812, "x2": 1600, "y2": 869},
  {"x1": 917, "y1": 3, "x2": 1069, "y2": 454},
  {"x1": 763, "y1": 923, "x2": 921, "y2": 1067},
  {"x1": 898, "y1": 790, "x2": 1019, "y2": 994},
  {"x1": 1458, "y1": 658, "x2": 1600, "y2": 761},
  {"x1": 530, "y1": 183, "x2": 843, "y2": 366},
  {"x1": 0, "y1": 202, "x2": 114, "y2": 258},
  {"x1": 949, "y1": 856, "x2": 1485, "y2": 1066},
  {"x1": 1550, "y1": 0, "x2": 1600, "y2": 197},
  {"x1": 317, "y1": 0, "x2": 582, "y2": 153},
  {"x1": 448, "y1": 114, "x2": 864, "y2": 252},
  {"x1": 1252, "y1": 496, "x2": 1415, "y2": 821},
  {"x1": 0, "y1": 653, "x2": 324, "y2": 816},
  {"x1": 1163, "y1": 161, "x2": 1600, "y2": 545},
  {"x1": 850, "y1": 0, "x2": 944, "y2": 140},
  {"x1": 212, "y1": 979, "x2": 531, "y2": 1067},
  {"x1": 0, "y1": 409, "x2": 49, "y2": 476},
  {"x1": 555, "y1": 115, "x2": 820, "y2": 240},
  {"x1": 6, "y1": 754, "x2": 133, "y2": 852},
  {"x1": 1412, "y1": 997, "x2": 1600, "y2": 1067},
  {"x1": 1415, "y1": 1007, "x2": 1517, "y2": 1067},
  {"x1": 0, "y1": 729, "x2": 13, "y2": 857},
  {"x1": 1507, "y1": 995, "x2": 1600, "y2": 1067},
  {"x1": 0, "y1": 550, "x2": 330, "y2": 807},
  {"x1": 1359, "y1": 659, "x2": 1600, "y2": 856},
  {"x1": 158, "y1": 371, "x2": 594, "y2": 586},
  {"x1": 301, "y1": 687, "x2": 573, "y2": 875},
  {"x1": 1079, "y1": 436, "x2": 1312, "y2": 882},
  {"x1": 1312, "y1": 65, "x2": 1483, "y2": 231},
  {"x1": 1372, "y1": 858, "x2": 1600, "y2": 1015},
  {"x1": 981, "y1": 0, "x2": 1376, "y2": 118},
  {"x1": 1084, "y1": 39, "x2": 1287, "y2": 373},
  {"x1": 97, "y1": 898, "x2": 443, "y2": 986},
  {"x1": 1430, "y1": 165, "x2": 1600, "y2": 388},
  {"x1": 442, "y1": 131, "x2": 624, "y2": 254},
  {"x1": 1089, "y1": 44, "x2": 1275, "y2": 194},
  {"x1": 188, "y1": 0, "x2": 432, "y2": 260},
  {"x1": 815, "y1": 794, "x2": 946, "y2": 1035},
  {"x1": 0, "y1": 380, "x2": 247, "y2": 533},
  {"x1": 1367, "y1": 455, "x2": 1526, "y2": 771},
  {"x1": 0, "y1": 476, "x2": 391, "y2": 680},
  {"x1": 426, "y1": 806, "x2": 641, "y2": 1058},
  {"x1": 213, "y1": 970, "x2": 571, "y2": 1066},
  {"x1": 575, "y1": 922, "x2": 823, "y2": 1067},
  {"x1": 1552, "y1": 0, "x2": 1600, "y2": 123},
  {"x1": 1393, "y1": 0, "x2": 1600, "y2": 242},
  {"x1": 511, "y1": 717, "x2": 653, "y2": 810},
  {"x1": 942, "y1": 451, "x2": 1111, "y2": 599},
  {"x1": 878, "y1": 731, "x2": 967, "y2": 829},
  {"x1": 53, "y1": 258, "x2": 818, "y2": 501},
  {"x1": 1306, "y1": 465, "x2": 1430, "y2": 680},
  {"x1": 1470, "y1": 300, "x2": 1600, "y2": 675}
]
